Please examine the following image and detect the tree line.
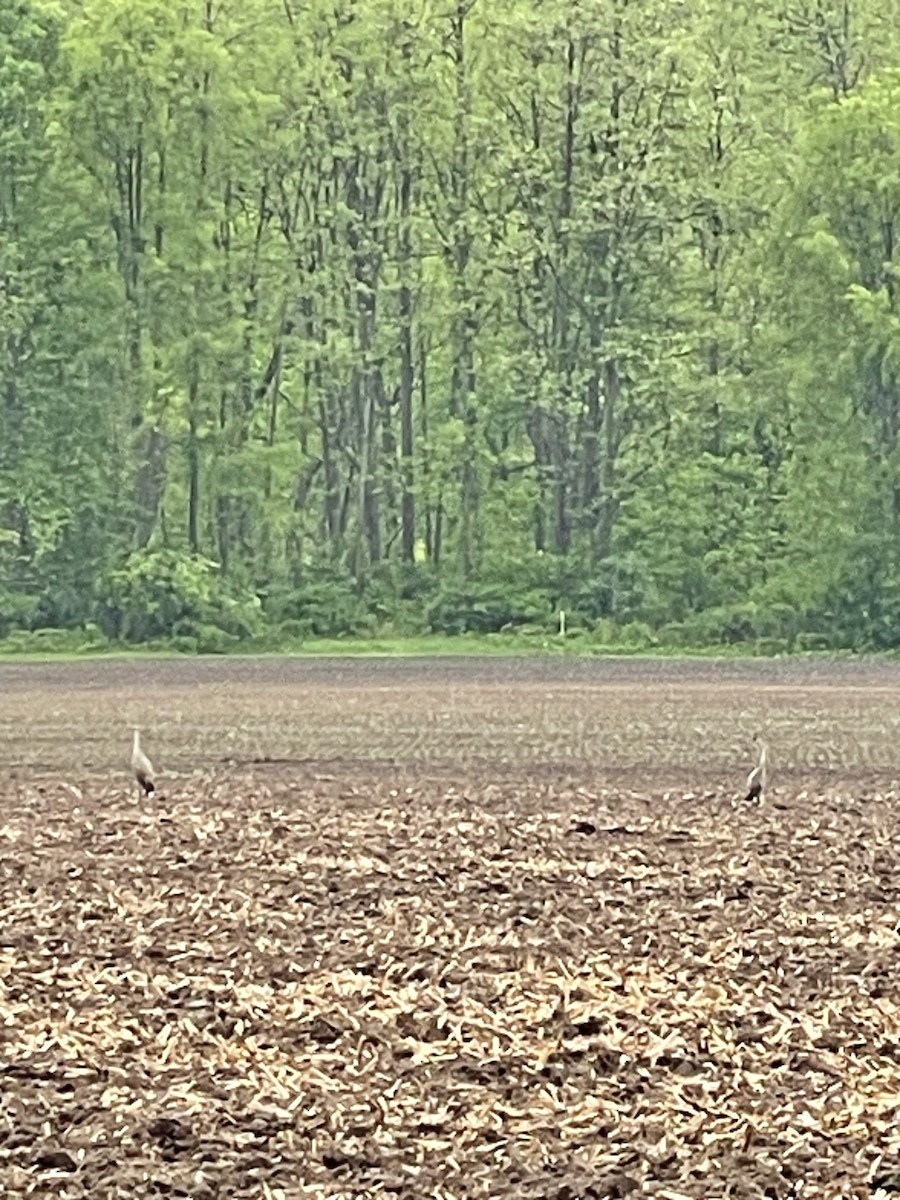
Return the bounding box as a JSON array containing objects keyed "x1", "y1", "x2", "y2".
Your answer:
[{"x1": 4, "y1": 0, "x2": 900, "y2": 651}]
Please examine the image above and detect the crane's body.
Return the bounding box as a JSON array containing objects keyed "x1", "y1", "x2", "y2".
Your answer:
[
  {"x1": 131, "y1": 727, "x2": 155, "y2": 798},
  {"x1": 744, "y1": 739, "x2": 767, "y2": 803}
]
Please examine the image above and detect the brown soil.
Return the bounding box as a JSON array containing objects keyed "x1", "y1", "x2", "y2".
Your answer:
[{"x1": 1, "y1": 655, "x2": 899, "y2": 1198}]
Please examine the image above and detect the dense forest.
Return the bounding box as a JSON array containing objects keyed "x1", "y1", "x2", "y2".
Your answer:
[{"x1": 4, "y1": 0, "x2": 900, "y2": 652}]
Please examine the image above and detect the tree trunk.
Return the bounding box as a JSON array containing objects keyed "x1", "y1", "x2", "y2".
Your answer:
[
  {"x1": 595, "y1": 357, "x2": 620, "y2": 561},
  {"x1": 187, "y1": 368, "x2": 201, "y2": 554},
  {"x1": 448, "y1": 1, "x2": 479, "y2": 578},
  {"x1": 397, "y1": 143, "x2": 416, "y2": 562},
  {"x1": 319, "y1": 393, "x2": 344, "y2": 553}
]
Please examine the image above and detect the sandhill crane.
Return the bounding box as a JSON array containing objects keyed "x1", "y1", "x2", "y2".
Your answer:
[
  {"x1": 131, "y1": 727, "x2": 155, "y2": 799},
  {"x1": 744, "y1": 737, "x2": 767, "y2": 803}
]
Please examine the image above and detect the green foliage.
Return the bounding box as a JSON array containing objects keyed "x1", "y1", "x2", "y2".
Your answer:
[
  {"x1": 0, "y1": 588, "x2": 41, "y2": 638},
  {"x1": 98, "y1": 549, "x2": 261, "y2": 643},
  {"x1": 0, "y1": 625, "x2": 108, "y2": 654},
  {"x1": 6, "y1": 1, "x2": 900, "y2": 652},
  {"x1": 194, "y1": 624, "x2": 241, "y2": 654},
  {"x1": 268, "y1": 566, "x2": 370, "y2": 638},
  {"x1": 427, "y1": 582, "x2": 551, "y2": 635}
]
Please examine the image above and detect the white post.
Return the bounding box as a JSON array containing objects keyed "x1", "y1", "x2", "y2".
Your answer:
[{"x1": 559, "y1": 609, "x2": 566, "y2": 637}]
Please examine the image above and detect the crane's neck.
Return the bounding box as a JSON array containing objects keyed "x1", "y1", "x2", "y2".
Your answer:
[{"x1": 132, "y1": 728, "x2": 141, "y2": 754}]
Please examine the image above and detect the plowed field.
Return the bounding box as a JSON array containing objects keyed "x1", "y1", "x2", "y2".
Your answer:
[{"x1": 2, "y1": 655, "x2": 900, "y2": 1199}]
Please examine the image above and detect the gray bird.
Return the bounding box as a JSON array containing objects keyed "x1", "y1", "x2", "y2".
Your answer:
[
  {"x1": 744, "y1": 737, "x2": 767, "y2": 803},
  {"x1": 131, "y1": 726, "x2": 156, "y2": 799}
]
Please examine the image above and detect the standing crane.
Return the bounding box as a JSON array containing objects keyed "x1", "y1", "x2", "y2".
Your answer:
[
  {"x1": 744, "y1": 737, "x2": 767, "y2": 803},
  {"x1": 131, "y1": 726, "x2": 156, "y2": 800}
]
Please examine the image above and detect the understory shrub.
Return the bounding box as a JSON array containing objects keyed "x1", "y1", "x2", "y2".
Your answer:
[
  {"x1": 0, "y1": 588, "x2": 41, "y2": 638},
  {"x1": 266, "y1": 565, "x2": 368, "y2": 637},
  {"x1": 96, "y1": 549, "x2": 262, "y2": 643},
  {"x1": 427, "y1": 582, "x2": 551, "y2": 634},
  {"x1": 0, "y1": 625, "x2": 107, "y2": 654}
]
